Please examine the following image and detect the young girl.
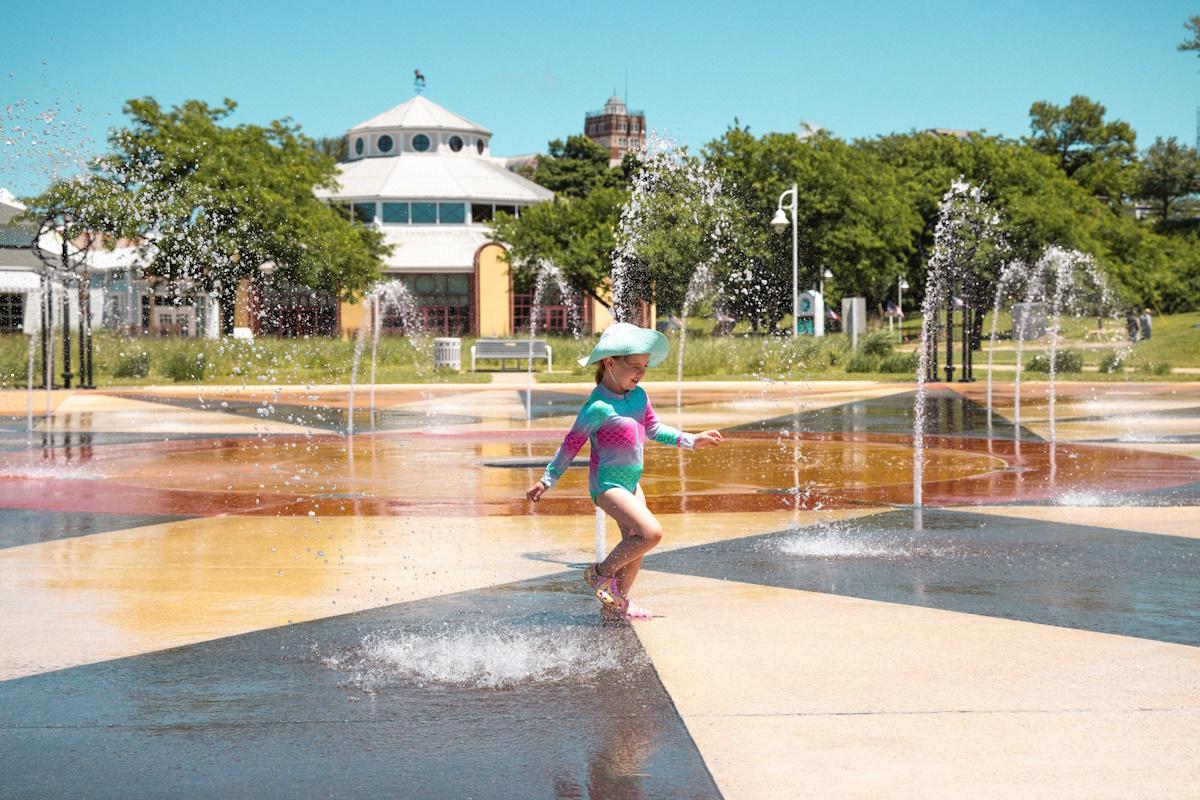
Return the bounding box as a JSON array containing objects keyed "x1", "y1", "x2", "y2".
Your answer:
[{"x1": 526, "y1": 323, "x2": 723, "y2": 621}]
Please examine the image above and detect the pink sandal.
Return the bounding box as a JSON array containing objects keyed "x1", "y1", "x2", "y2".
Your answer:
[
  {"x1": 600, "y1": 601, "x2": 653, "y2": 622},
  {"x1": 584, "y1": 564, "x2": 628, "y2": 615}
]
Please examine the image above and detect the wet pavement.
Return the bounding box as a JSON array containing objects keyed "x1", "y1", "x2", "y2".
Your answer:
[{"x1": 1, "y1": 378, "x2": 1198, "y2": 799}]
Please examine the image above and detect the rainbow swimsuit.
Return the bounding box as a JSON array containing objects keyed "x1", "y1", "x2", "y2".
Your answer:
[{"x1": 540, "y1": 384, "x2": 695, "y2": 501}]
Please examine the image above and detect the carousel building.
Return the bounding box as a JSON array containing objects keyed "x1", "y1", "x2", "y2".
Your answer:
[{"x1": 314, "y1": 95, "x2": 607, "y2": 338}]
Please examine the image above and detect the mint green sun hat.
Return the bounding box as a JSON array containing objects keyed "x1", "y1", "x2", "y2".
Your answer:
[{"x1": 577, "y1": 322, "x2": 671, "y2": 368}]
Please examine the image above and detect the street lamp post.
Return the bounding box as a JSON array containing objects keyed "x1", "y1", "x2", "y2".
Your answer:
[
  {"x1": 897, "y1": 277, "x2": 909, "y2": 342},
  {"x1": 771, "y1": 183, "x2": 798, "y2": 335}
]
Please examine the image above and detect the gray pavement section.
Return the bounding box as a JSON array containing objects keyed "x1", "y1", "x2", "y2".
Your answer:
[
  {"x1": 0, "y1": 509, "x2": 193, "y2": 550},
  {"x1": 732, "y1": 387, "x2": 1043, "y2": 440},
  {"x1": 644, "y1": 508, "x2": 1200, "y2": 647},
  {"x1": 0, "y1": 573, "x2": 721, "y2": 800}
]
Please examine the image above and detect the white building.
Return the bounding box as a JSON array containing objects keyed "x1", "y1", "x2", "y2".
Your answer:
[{"x1": 316, "y1": 95, "x2": 560, "y2": 335}]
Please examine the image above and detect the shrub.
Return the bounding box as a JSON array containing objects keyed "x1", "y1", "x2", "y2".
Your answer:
[
  {"x1": 112, "y1": 351, "x2": 150, "y2": 378},
  {"x1": 163, "y1": 350, "x2": 207, "y2": 382},
  {"x1": 1138, "y1": 360, "x2": 1172, "y2": 376},
  {"x1": 1098, "y1": 350, "x2": 1126, "y2": 374},
  {"x1": 845, "y1": 353, "x2": 880, "y2": 373},
  {"x1": 862, "y1": 332, "x2": 894, "y2": 357},
  {"x1": 1054, "y1": 350, "x2": 1084, "y2": 373},
  {"x1": 878, "y1": 352, "x2": 918, "y2": 374},
  {"x1": 1026, "y1": 350, "x2": 1082, "y2": 373}
]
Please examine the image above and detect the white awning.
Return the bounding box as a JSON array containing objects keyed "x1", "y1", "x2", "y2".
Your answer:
[{"x1": 0, "y1": 270, "x2": 42, "y2": 292}]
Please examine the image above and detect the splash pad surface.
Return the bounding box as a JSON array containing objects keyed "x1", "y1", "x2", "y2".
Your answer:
[{"x1": 1, "y1": 379, "x2": 1198, "y2": 799}]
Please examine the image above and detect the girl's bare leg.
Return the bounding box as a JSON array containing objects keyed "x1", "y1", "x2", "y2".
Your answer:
[
  {"x1": 612, "y1": 486, "x2": 648, "y2": 597},
  {"x1": 594, "y1": 485, "x2": 660, "y2": 598}
]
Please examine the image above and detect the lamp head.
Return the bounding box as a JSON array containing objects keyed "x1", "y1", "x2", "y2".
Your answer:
[
  {"x1": 770, "y1": 208, "x2": 790, "y2": 234},
  {"x1": 899, "y1": 278, "x2": 909, "y2": 290},
  {"x1": 822, "y1": 268, "x2": 833, "y2": 280},
  {"x1": 258, "y1": 260, "x2": 277, "y2": 276}
]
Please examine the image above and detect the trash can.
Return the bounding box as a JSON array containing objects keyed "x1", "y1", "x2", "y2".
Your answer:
[{"x1": 433, "y1": 337, "x2": 461, "y2": 370}]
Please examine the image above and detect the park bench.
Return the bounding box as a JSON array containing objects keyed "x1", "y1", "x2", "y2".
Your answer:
[{"x1": 470, "y1": 339, "x2": 553, "y2": 372}]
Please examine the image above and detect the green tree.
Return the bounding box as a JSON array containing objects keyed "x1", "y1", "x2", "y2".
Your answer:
[
  {"x1": 489, "y1": 134, "x2": 630, "y2": 307},
  {"x1": 612, "y1": 146, "x2": 745, "y2": 319},
  {"x1": 529, "y1": 135, "x2": 625, "y2": 199},
  {"x1": 489, "y1": 187, "x2": 627, "y2": 307},
  {"x1": 313, "y1": 135, "x2": 349, "y2": 163},
  {"x1": 27, "y1": 97, "x2": 387, "y2": 331},
  {"x1": 704, "y1": 125, "x2": 918, "y2": 326},
  {"x1": 1026, "y1": 95, "x2": 1137, "y2": 200},
  {"x1": 1135, "y1": 137, "x2": 1200, "y2": 221},
  {"x1": 1178, "y1": 14, "x2": 1200, "y2": 54}
]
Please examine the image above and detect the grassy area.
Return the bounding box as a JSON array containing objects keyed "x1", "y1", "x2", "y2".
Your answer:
[
  {"x1": 921, "y1": 310, "x2": 1200, "y2": 373},
  {"x1": 1, "y1": 311, "x2": 1195, "y2": 389},
  {"x1": 0, "y1": 333, "x2": 489, "y2": 388}
]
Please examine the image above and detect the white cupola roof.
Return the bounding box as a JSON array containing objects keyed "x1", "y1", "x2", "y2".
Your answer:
[
  {"x1": 603, "y1": 95, "x2": 627, "y2": 115},
  {"x1": 349, "y1": 96, "x2": 491, "y2": 136}
]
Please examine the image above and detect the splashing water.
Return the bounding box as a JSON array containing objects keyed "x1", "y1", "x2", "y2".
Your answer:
[
  {"x1": 347, "y1": 279, "x2": 424, "y2": 436},
  {"x1": 914, "y1": 179, "x2": 1004, "y2": 511},
  {"x1": 777, "y1": 530, "x2": 912, "y2": 559},
  {"x1": 323, "y1": 624, "x2": 633, "y2": 691},
  {"x1": 524, "y1": 260, "x2": 580, "y2": 423}
]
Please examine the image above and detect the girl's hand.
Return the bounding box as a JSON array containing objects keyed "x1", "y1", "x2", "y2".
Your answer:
[
  {"x1": 527, "y1": 481, "x2": 547, "y2": 502},
  {"x1": 693, "y1": 430, "x2": 724, "y2": 449}
]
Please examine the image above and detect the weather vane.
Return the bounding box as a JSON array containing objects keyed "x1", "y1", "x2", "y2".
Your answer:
[{"x1": 414, "y1": 69, "x2": 426, "y2": 95}]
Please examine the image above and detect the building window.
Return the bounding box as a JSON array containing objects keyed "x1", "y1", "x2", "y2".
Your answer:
[
  {"x1": 0, "y1": 293, "x2": 22, "y2": 332},
  {"x1": 494, "y1": 205, "x2": 516, "y2": 218},
  {"x1": 395, "y1": 273, "x2": 471, "y2": 335},
  {"x1": 352, "y1": 202, "x2": 376, "y2": 223},
  {"x1": 471, "y1": 204, "x2": 494, "y2": 223},
  {"x1": 412, "y1": 134, "x2": 431, "y2": 152},
  {"x1": 382, "y1": 202, "x2": 409, "y2": 223},
  {"x1": 377, "y1": 134, "x2": 394, "y2": 153},
  {"x1": 438, "y1": 203, "x2": 466, "y2": 224},
  {"x1": 354, "y1": 137, "x2": 364, "y2": 156},
  {"x1": 512, "y1": 286, "x2": 583, "y2": 334},
  {"x1": 476, "y1": 139, "x2": 485, "y2": 155},
  {"x1": 411, "y1": 202, "x2": 437, "y2": 224},
  {"x1": 449, "y1": 135, "x2": 463, "y2": 152}
]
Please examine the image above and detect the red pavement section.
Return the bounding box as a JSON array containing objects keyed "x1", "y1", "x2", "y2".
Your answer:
[{"x1": 2, "y1": 431, "x2": 1197, "y2": 518}]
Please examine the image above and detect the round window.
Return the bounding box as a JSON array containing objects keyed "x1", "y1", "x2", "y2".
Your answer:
[
  {"x1": 377, "y1": 134, "x2": 394, "y2": 153},
  {"x1": 449, "y1": 135, "x2": 463, "y2": 152},
  {"x1": 354, "y1": 137, "x2": 364, "y2": 156},
  {"x1": 412, "y1": 134, "x2": 431, "y2": 152},
  {"x1": 476, "y1": 138, "x2": 485, "y2": 155}
]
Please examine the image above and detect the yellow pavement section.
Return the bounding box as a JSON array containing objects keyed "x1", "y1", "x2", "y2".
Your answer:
[
  {"x1": 33, "y1": 393, "x2": 319, "y2": 435},
  {"x1": 962, "y1": 506, "x2": 1200, "y2": 539},
  {"x1": 633, "y1": 571, "x2": 1200, "y2": 800},
  {"x1": 0, "y1": 507, "x2": 882, "y2": 680}
]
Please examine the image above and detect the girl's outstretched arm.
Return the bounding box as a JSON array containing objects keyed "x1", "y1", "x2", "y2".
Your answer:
[{"x1": 643, "y1": 395, "x2": 697, "y2": 450}]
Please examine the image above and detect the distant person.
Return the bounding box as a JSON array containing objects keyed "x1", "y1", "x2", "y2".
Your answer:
[
  {"x1": 526, "y1": 323, "x2": 723, "y2": 622},
  {"x1": 1126, "y1": 310, "x2": 1140, "y2": 342},
  {"x1": 1139, "y1": 308, "x2": 1153, "y2": 341}
]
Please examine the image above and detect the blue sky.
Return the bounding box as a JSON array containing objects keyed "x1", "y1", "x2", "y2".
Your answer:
[{"x1": 3, "y1": 0, "x2": 1198, "y2": 197}]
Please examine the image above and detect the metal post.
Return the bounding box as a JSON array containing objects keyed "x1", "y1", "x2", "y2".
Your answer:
[
  {"x1": 960, "y1": 302, "x2": 971, "y2": 382},
  {"x1": 60, "y1": 232, "x2": 72, "y2": 389},
  {"x1": 790, "y1": 183, "x2": 798, "y2": 335},
  {"x1": 897, "y1": 278, "x2": 904, "y2": 343},
  {"x1": 78, "y1": 264, "x2": 94, "y2": 389},
  {"x1": 944, "y1": 290, "x2": 955, "y2": 382},
  {"x1": 40, "y1": 272, "x2": 50, "y2": 388}
]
